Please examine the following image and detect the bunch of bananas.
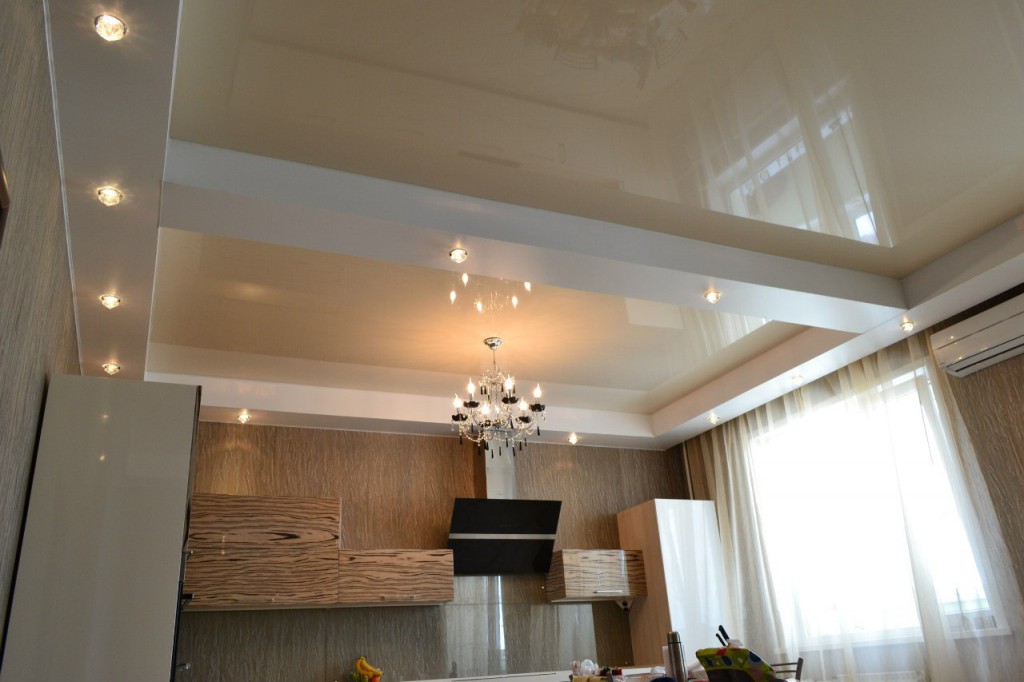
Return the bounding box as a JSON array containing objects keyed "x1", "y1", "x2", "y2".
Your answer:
[{"x1": 350, "y1": 656, "x2": 383, "y2": 682}]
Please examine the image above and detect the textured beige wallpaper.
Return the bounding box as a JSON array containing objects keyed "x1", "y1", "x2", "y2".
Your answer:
[
  {"x1": 179, "y1": 423, "x2": 688, "y2": 681},
  {"x1": 0, "y1": 0, "x2": 81, "y2": 643},
  {"x1": 943, "y1": 353, "x2": 1024, "y2": 600}
]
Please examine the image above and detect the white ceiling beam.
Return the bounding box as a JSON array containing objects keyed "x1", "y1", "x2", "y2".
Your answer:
[
  {"x1": 145, "y1": 372, "x2": 657, "y2": 449},
  {"x1": 162, "y1": 141, "x2": 907, "y2": 333},
  {"x1": 46, "y1": 0, "x2": 181, "y2": 379}
]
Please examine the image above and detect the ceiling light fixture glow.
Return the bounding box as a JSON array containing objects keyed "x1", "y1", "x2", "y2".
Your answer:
[
  {"x1": 96, "y1": 186, "x2": 123, "y2": 206},
  {"x1": 449, "y1": 248, "x2": 469, "y2": 264},
  {"x1": 99, "y1": 294, "x2": 122, "y2": 309},
  {"x1": 94, "y1": 13, "x2": 127, "y2": 41},
  {"x1": 703, "y1": 288, "x2": 722, "y2": 304},
  {"x1": 451, "y1": 337, "x2": 547, "y2": 456},
  {"x1": 568, "y1": 432, "x2": 578, "y2": 445},
  {"x1": 900, "y1": 320, "x2": 916, "y2": 333},
  {"x1": 102, "y1": 362, "x2": 120, "y2": 376},
  {"x1": 237, "y1": 410, "x2": 251, "y2": 425},
  {"x1": 707, "y1": 412, "x2": 721, "y2": 425}
]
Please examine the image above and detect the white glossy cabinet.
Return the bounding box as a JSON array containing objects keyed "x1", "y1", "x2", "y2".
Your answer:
[
  {"x1": 0, "y1": 375, "x2": 199, "y2": 682},
  {"x1": 617, "y1": 499, "x2": 731, "y2": 665}
]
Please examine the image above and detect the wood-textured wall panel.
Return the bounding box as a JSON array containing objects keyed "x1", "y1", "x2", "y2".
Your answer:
[
  {"x1": 189, "y1": 493, "x2": 341, "y2": 549},
  {"x1": 944, "y1": 353, "x2": 1024, "y2": 600},
  {"x1": 338, "y1": 550, "x2": 454, "y2": 604},
  {"x1": 184, "y1": 423, "x2": 686, "y2": 679},
  {"x1": 194, "y1": 424, "x2": 476, "y2": 549},
  {"x1": 0, "y1": 0, "x2": 81, "y2": 642},
  {"x1": 515, "y1": 443, "x2": 688, "y2": 549}
]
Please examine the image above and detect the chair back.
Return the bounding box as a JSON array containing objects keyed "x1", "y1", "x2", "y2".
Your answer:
[{"x1": 770, "y1": 658, "x2": 804, "y2": 680}]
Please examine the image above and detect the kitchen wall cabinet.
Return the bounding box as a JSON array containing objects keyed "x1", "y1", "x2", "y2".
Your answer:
[
  {"x1": 183, "y1": 495, "x2": 454, "y2": 609},
  {"x1": 337, "y1": 550, "x2": 455, "y2": 605},
  {"x1": 0, "y1": 375, "x2": 200, "y2": 682},
  {"x1": 617, "y1": 499, "x2": 731, "y2": 666},
  {"x1": 544, "y1": 549, "x2": 646, "y2": 603},
  {"x1": 184, "y1": 493, "x2": 340, "y2": 609}
]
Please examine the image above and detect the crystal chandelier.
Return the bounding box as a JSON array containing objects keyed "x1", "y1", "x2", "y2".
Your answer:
[{"x1": 451, "y1": 337, "x2": 546, "y2": 456}]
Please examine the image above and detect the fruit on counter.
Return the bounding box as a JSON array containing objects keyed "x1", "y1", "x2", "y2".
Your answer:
[{"x1": 354, "y1": 656, "x2": 383, "y2": 681}]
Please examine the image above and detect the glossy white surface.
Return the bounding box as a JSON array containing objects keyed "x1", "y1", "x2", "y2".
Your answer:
[
  {"x1": 0, "y1": 375, "x2": 199, "y2": 682},
  {"x1": 618, "y1": 500, "x2": 729, "y2": 664},
  {"x1": 655, "y1": 500, "x2": 729, "y2": 653},
  {"x1": 44, "y1": 0, "x2": 1024, "y2": 448}
]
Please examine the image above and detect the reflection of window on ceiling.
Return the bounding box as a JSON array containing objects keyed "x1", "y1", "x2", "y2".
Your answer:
[{"x1": 696, "y1": 69, "x2": 883, "y2": 246}]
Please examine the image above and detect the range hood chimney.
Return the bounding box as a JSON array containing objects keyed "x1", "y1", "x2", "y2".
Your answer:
[{"x1": 446, "y1": 454, "x2": 561, "y2": 575}]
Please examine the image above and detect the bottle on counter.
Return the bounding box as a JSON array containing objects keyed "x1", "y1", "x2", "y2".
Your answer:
[{"x1": 666, "y1": 631, "x2": 685, "y2": 682}]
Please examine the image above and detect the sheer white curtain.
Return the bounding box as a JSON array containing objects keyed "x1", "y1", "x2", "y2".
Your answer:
[{"x1": 690, "y1": 337, "x2": 1024, "y2": 681}]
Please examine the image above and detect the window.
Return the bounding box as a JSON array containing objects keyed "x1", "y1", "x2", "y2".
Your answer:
[{"x1": 746, "y1": 365, "x2": 993, "y2": 644}]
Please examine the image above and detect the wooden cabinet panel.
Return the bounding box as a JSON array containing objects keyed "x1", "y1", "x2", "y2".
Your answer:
[
  {"x1": 184, "y1": 546, "x2": 339, "y2": 609},
  {"x1": 188, "y1": 493, "x2": 340, "y2": 549},
  {"x1": 185, "y1": 494, "x2": 340, "y2": 610},
  {"x1": 545, "y1": 549, "x2": 646, "y2": 602},
  {"x1": 338, "y1": 550, "x2": 454, "y2": 605}
]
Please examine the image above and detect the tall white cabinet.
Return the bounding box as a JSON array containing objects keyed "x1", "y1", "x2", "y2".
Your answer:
[
  {"x1": 617, "y1": 499, "x2": 731, "y2": 665},
  {"x1": 1, "y1": 375, "x2": 200, "y2": 682}
]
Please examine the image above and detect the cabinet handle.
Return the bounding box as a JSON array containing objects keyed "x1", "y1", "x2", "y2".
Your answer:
[
  {"x1": 594, "y1": 590, "x2": 624, "y2": 594},
  {"x1": 176, "y1": 662, "x2": 192, "y2": 673}
]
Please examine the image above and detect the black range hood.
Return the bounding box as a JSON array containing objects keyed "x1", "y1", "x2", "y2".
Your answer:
[{"x1": 446, "y1": 498, "x2": 561, "y2": 575}]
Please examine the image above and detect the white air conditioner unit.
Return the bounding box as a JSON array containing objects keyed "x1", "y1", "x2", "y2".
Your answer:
[{"x1": 930, "y1": 292, "x2": 1024, "y2": 377}]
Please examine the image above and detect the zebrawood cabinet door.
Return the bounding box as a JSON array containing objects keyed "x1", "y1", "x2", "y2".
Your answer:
[
  {"x1": 184, "y1": 547, "x2": 339, "y2": 609},
  {"x1": 544, "y1": 549, "x2": 646, "y2": 602},
  {"x1": 337, "y1": 550, "x2": 455, "y2": 605},
  {"x1": 184, "y1": 494, "x2": 341, "y2": 610}
]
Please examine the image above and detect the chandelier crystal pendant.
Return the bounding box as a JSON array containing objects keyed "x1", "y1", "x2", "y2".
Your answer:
[{"x1": 451, "y1": 337, "x2": 546, "y2": 457}]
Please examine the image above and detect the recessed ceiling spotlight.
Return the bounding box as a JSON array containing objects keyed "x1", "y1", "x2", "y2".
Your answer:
[
  {"x1": 99, "y1": 294, "x2": 122, "y2": 309},
  {"x1": 790, "y1": 374, "x2": 804, "y2": 385},
  {"x1": 96, "y1": 186, "x2": 123, "y2": 206},
  {"x1": 449, "y1": 248, "x2": 469, "y2": 264},
  {"x1": 703, "y1": 288, "x2": 722, "y2": 304},
  {"x1": 102, "y1": 362, "x2": 120, "y2": 376},
  {"x1": 900, "y1": 319, "x2": 916, "y2": 333},
  {"x1": 237, "y1": 410, "x2": 252, "y2": 425},
  {"x1": 94, "y1": 14, "x2": 127, "y2": 42},
  {"x1": 707, "y1": 412, "x2": 721, "y2": 425},
  {"x1": 568, "y1": 432, "x2": 579, "y2": 445}
]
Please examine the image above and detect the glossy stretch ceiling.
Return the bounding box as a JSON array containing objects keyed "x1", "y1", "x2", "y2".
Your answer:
[{"x1": 45, "y1": 0, "x2": 1024, "y2": 448}]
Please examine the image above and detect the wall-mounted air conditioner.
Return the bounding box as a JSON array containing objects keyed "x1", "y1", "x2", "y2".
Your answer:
[{"x1": 930, "y1": 292, "x2": 1024, "y2": 377}]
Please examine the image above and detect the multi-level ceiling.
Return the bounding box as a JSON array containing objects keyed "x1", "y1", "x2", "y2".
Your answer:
[{"x1": 47, "y1": 0, "x2": 1024, "y2": 448}]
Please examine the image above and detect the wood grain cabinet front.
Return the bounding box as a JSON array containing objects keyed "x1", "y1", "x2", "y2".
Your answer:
[
  {"x1": 337, "y1": 550, "x2": 455, "y2": 605},
  {"x1": 544, "y1": 549, "x2": 646, "y2": 602},
  {"x1": 184, "y1": 494, "x2": 341, "y2": 610}
]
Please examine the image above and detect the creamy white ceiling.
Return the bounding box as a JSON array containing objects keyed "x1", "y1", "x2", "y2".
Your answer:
[{"x1": 45, "y1": 0, "x2": 1024, "y2": 448}]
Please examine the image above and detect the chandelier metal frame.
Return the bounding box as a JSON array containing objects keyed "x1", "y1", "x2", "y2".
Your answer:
[{"x1": 451, "y1": 337, "x2": 546, "y2": 456}]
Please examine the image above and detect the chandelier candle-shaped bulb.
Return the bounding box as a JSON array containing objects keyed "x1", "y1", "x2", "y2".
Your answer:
[
  {"x1": 524, "y1": 282, "x2": 532, "y2": 292},
  {"x1": 512, "y1": 295, "x2": 519, "y2": 309},
  {"x1": 453, "y1": 394, "x2": 461, "y2": 409},
  {"x1": 518, "y1": 398, "x2": 528, "y2": 411},
  {"x1": 533, "y1": 384, "x2": 542, "y2": 399},
  {"x1": 504, "y1": 376, "x2": 515, "y2": 393},
  {"x1": 461, "y1": 273, "x2": 469, "y2": 286},
  {"x1": 475, "y1": 300, "x2": 483, "y2": 313},
  {"x1": 481, "y1": 403, "x2": 491, "y2": 416},
  {"x1": 467, "y1": 379, "x2": 476, "y2": 397},
  {"x1": 450, "y1": 290, "x2": 457, "y2": 304}
]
